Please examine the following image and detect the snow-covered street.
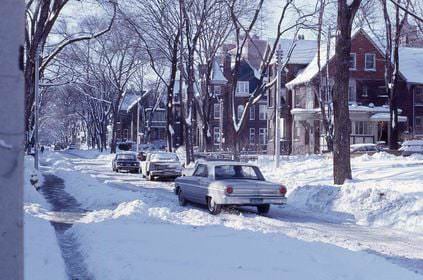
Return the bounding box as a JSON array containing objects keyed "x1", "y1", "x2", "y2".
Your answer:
[{"x1": 24, "y1": 150, "x2": 423, "y2": 279}]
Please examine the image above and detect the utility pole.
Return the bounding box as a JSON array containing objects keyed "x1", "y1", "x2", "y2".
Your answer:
[
  {"x1": 275, "y1": 45, "x2": 283, "y2": 168},
  {"x1": 219, "y1": 97, "x2": 224, "y2": 151},
  {"x1": 0, "y1": 1, "x2": 24, "y2": 279},
  {"x1": 136, "y1": 101, "x2": 140, "y2": 154},
  {"x1": 34, "y1": 46, "x2": 40, "y2": 170}
]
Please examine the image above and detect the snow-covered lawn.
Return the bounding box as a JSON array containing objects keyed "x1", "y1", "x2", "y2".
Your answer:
[
  {"x1": 23, "y1": 150, "x2": 423, "y2": 279},
  {"x1": 257, "y1": 153, "x2": 423, "y2": 233}
]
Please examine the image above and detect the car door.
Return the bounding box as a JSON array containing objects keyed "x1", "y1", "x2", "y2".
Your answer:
[
  {"x1": 192, "y1": 164, "x2": 210, "y2": 204},
  {"x1": 184, "y1": 164, "x2": 206, "y2": 203}
]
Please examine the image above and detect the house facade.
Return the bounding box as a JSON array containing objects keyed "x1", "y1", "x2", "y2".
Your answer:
[
  {"x1": 285, "y1": 29, "x2": 422, "y2": 154},
  {"x1": 117, "y1": 91, "x2": 167, "y2": 147},
  {"x1": 210, "y1": 37, "x2": 270, "y2": 154}
]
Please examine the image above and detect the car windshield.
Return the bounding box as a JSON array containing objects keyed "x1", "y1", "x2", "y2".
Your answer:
[
  {"x1": 150, "y1": 153, "x2": 178, "y2": 162},
  {"x1": 214, "y1": 165, "x2": 263, "y2": 180},
  {"x1": 117, "y1": 154, "x2": 136, "y2": 160}
]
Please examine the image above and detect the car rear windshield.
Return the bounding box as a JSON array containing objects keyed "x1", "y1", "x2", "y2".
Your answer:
[
  {"x1": 150, "y1": 153, "x2": 178, "y2": 161},
  {"x1": 117, "y1": 154, "x2": 136, "y2": 160},
  {"x1": 214, "y1": 165, "x2": 263, "y2": 180}
]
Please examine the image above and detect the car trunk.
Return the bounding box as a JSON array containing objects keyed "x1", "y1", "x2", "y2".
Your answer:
[
  {"x1": 117, "y1": 160, "x2": 138, "y2": 167},
  {"x1": 224, "y1": 179, "x2": 280, "y2": 197}
]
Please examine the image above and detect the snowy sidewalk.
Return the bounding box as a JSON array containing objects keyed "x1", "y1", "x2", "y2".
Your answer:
[{"x1": 39, "y1": 174, "x2": 93, "y2": 280}]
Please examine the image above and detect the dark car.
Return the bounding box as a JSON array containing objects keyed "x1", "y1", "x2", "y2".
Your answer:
[{"x1": 112, "y1": 152, "x2": 140, "y2": 173}]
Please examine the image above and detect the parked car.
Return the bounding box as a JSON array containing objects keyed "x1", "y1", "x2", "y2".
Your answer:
[
  {"x1": 174, "y1": 162, "x2": 287, "y2": 215},
  {"x1": 399, "y1": 140, "x2": 423, "y2": 156},
  {"x1": 53, "y1": 144, "x2": 62, "y2": 151},
  {"x1": 68, "y1": 143, "x2": 77, "y2": 150},
  {"x1": 112, "y1": 152, "x2": 140, "y2": 173},
  {"x1": 140, "y1": 152, "x2": 182, "y2": 181},
  {"x1": 350, "y1": 143, "x2": 381, "y2": 155}
]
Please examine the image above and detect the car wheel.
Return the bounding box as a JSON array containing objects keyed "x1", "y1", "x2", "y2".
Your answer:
[
  {"x1": 257, "y1": 204, "x2": 270, "y2": 214},
  {"x1": 207, "y1": 197, "x2": 222, "y2": 215},
  {"x1": 178, "y1": 189, "x2": 187, "y2": 206},
  {"x1": 147, "y1": 172, "x2": 154, "y2": 181}
]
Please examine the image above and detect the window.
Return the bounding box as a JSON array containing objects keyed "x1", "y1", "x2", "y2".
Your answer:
[
  {"x1": 249, "y1": 128, "x2": 255, "y2": 145},
  {"x1": 415, "y1": 116, "x2": 423, "y2": 134},
  {"x1": 150, "y1": 153, "x2": 179, "y2": 161},
  {"x1": 249, "y1": 106, "x2": 255, "y2": 120},
  {"x1": 236, "y1": 81, "x2": 249, "y2": 95},
  {"x1": 348, "y1": 86, "x2": 355, "y2": 102},
  {"x1": 237, "y1": 105, "x2": 244, "y2": 120},
  {"x1": 293, "y1": 121, "x2": 301, "y2": 140},
  {"x1": 259, "y1": 104, "x2": 266, "y2": 120},
  {"x1": 213, "y1": 103, "x2": 220, "y2": 119},
  {"x1": 415, "y1": 87, "x2": 423, "y2": 105},
  {"x1": 354, "y1": 121, "x2": 372, "y2": 135},
  {"x1": 259, "y1": 128, "x2": 267, "y2": 145},
  {"x1": 213, "y1": 127, "x2": 221, "y2": 144},
  {"x1": 365, "y1": 53, "x2": 376, "y2": 70},
  {"x1": 294, "y1": 87, "x2": 306, "y2": 108},
  {"x1": 214, "y1": 85, "x2": 221, "y2": 95},
  {"x1": 214, "y1": 165, "x2": 263, "y2": 181},
  {"x1": 362, "y1": 85, "x2": 369, "y2": 97},
  {"x1": 349, "y1": 53, "x2": 357, "y2": 70},
  {"x1": 193, "y1": 164, "x2": 208, "y2": 177}
]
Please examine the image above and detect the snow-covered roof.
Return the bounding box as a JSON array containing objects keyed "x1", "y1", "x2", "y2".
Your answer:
[
  {"x1": 398, "y1": 47, "x2": 423, "y2": 84},
  {"x1": 211, "y1": 61, "x2": 227, "y2": 84},
  {"x1": 119, "y1": 93, "x2": 141, "y2": 112},
  {"x1": 370, "y1": 113, "x2": 407, "y2": 122},
  {"x1": 286, "y1": 30, "x2": 423, "y2": 88},
  {"x1": 270, "y1": 39, "x2": 317, "y2": 65},
  {"x1": 286, "y1": 30, "x2": 372, "y2": 89}
]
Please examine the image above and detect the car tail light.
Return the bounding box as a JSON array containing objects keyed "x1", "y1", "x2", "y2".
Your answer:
[
  {"x1": 279, "y1": 185, "x2": 287, "y2": 195},
  {"x1": 226, "y1": 185, "x2": 233, "y2": 194}
]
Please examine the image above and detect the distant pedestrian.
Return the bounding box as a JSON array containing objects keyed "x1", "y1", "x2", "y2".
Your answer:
[{"x1": 40, "y1": 145, "x2": 45, "y2": 153}]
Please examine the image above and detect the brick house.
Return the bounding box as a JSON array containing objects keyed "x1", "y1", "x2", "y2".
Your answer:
[
  {"x1": 206, "y1": 36, "x2": 270, "y2": 153},
  {"x1": 285, "y1": 29, "x2": 422, "y2": 153}
]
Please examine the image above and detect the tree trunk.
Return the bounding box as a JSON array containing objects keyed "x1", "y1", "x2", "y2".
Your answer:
[{"x1": 332, "y1": 0, "x2": 360, "y2": 184}]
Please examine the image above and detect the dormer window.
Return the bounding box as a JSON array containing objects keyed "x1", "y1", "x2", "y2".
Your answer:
[
  {"x1": 349, "y1": 53, "x2": 357, "y2": 70},
  {"x1": 236, "y1": 81, "x2": 249, "y2": 95},
  {"x1": 365, "y1": 53, "x2": 376, "y2": 71}
]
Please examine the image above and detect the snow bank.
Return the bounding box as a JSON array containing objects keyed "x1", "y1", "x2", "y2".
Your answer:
[
  {"x1": 71, "y1": 203, "x2": 422, "y2": 280},
  {"x1": 257, "y1": 153, "x2": 423, "y2": 233},
  {"x1": 24, "y1": 156, "x2": 67, "y2": 280}
]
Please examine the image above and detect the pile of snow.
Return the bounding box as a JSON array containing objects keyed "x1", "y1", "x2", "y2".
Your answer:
[
  {"x1": 399, "y1": 140, "x2": 423, "y2": 153},
  {"x1": 24, "y1": 156, "x2": 67, "y2": 280},
  {"x1": 257, "y1": 153, "x2": 423, "y2": 233},
  {"x1": 71, "y1": 214, "x2": 422, "y2": 280}
]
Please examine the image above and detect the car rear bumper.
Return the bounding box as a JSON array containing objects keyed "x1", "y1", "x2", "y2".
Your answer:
[
  {"x1": 218, "y1": 196, "x2": 287, "y2": 205},
  {"x1": 150, "y1": 170, "x2": 181, "y2": 177},
  {"x1": 117, "y1": 165, "x2": 139, "y2": 171}
]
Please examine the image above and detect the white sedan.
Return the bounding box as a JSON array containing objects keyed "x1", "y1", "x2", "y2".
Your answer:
[{"x1": 174, "y1": 161, "x2": 287, "y2": 215}]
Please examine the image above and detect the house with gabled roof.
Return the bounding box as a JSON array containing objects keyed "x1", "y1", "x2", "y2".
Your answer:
[{"x1": 284, "y1": 28, "x2": 422, "y2": 154}]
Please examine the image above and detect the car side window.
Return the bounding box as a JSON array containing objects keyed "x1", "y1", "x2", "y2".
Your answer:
[{"x1": 193, "y1": 164, "x2": 208, "y2": 177}]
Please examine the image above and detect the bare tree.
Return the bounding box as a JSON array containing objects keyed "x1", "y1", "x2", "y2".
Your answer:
[
  {"x1": 24, "y1": 0, "x2": 116, "y2": 141},
  {"x1": 332, "y1": 0, "x2": 361, "y2": 184},
  {"x1": 179, "y1": 0, "x2": 213, "y2": 164},
  {"x1": 194, "y1": 1, "x2": 233, "y2": 152},
  {"x1": 121, "y1": 0, "x2": 181, "y2": 152},
  {"x1": 225, "y1": 0, "x2": 316, "y2": 158}
]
